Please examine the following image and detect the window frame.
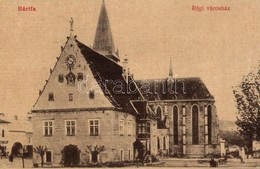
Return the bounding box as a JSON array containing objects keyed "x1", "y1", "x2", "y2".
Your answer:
[
  {"x1": 119, "y1": 120, "x2": 124, "y2": 136},
  {"x1": 173, "y1": 105, "x2": 179, "y2": 145},
  {"x1": 192, "y1": 104, "x2": 199, "y2": 145},
  {"x1": 88, "y1": 119, "x2": 100, "y2": 136},
  {"x1": 126, "y1": 120, "x2": 132, "y2": 136},
  {"x1": 44, "y1": 150, "x2": 53, "y2": 163},
  {"x1": 65, "y1": 120, "x2": 76, "y2": 136},
  {"x1": 69, "y1": 93, "x2": 73, "y2": 101},
  {"x1": 48, "y1": 92, "x2": 54, "y2": 101},
  {"x1": 43, "y1": 120, "x2": 54, "y2": 136}
]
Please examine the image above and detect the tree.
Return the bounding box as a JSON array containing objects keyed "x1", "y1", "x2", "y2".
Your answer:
[
  {"x1": 233, "y1": 63, "x2": 260, "y2": 151},
  {"x1": 33, "y1": 145, "x2": 47, "y2": 167},
  {"x1": 86, "y1": 145, "x2": 106, "y2": 163}
]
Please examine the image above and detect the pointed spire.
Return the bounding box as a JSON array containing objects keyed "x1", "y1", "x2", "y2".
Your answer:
[
  {"x1": 169, "y1": 57, "x2": 173, "y2": 77},
  {"x1": 93, "y1": 0, "x2": 116, "y2": 56}
]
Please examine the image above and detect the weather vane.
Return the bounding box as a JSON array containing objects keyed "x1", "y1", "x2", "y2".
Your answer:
[{"x1": 69, "y1": 17, "x2": 74, "y2": 32}]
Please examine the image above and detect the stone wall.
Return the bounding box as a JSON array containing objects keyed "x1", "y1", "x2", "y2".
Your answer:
[{"x1": 32, "y1": 109, "x2": 136, "y2": 165}]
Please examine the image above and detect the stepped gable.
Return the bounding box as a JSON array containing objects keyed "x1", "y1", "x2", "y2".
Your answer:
[{"x1": 136, "y1": 77, "x2": 214, "y2": 101}]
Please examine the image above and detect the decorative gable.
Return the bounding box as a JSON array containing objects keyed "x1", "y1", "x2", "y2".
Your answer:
[{"x1": 33, "y1": 35, "x2": 114, "y2": 111}]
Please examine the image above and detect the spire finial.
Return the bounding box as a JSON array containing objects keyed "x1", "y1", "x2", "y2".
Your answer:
[
  {"x1": 69, "y1": 17, "x2": 74, "y2": 32},
  {"x1": 169, "y1": 57, "x2": 173, "y2": 77}
]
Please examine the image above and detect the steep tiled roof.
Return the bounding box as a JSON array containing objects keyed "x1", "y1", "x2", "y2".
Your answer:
[
  {"x1": 77, "y1": 40, "x2": 145, "y2": 112},
  {"x1": 136, "y1": 77, "x2": 214, "y2": 101}
]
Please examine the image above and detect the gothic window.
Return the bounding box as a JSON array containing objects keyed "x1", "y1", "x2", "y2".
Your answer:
[
  {"x1": 127, "y1": 120, "x2": 132, "y2": 136},
  {"x1": 65, "y1": 72, "x2": 76, "y2": 85},
  {"x1": 192, "y1": 105, "x2": 199, "y2": 145},
  {"x1": 58, "y1": 74, "x2": 64, "y2": 83},
  {"x1": 157, "y1": 137, "x2": 160, "y2": 150},
  {"x1": 120, "y1": 149, "x2": 124, "y2": 161},
  {"x1": 48, "y1": 92, "x2": 54, "y2": 101},
  {"x1": 208, "y1": 105, "x2": 212, "y2": 144},
  {"x1": 156, "y1": 106, "x2": 162, "y2": 120},
  {"x1": 119, "y1": 120, "x2": 124, "y2": 136},
  {"x1": 77, "y1": 73, "x2": 83, "y2": 81},
  {"x1": 163, "y1": 136, "x2": 166, "y2": 150},
  {"x1": 173, "y1": 105, "x2": 178, "y2": 145},
  {"x1": 89, "y1": 90, "x2": 95, "y2": 99},
  {"x1": 128, "y1": 149, "x2": 132, "y2": 161},
  {"x1": 69, "y1": 93, "x2": 73, "y2": 101}
]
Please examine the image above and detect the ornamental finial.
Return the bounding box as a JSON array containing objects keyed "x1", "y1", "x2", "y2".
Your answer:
[{"x1": 69, "y1": 17, "x2": 74, "y2": 32}]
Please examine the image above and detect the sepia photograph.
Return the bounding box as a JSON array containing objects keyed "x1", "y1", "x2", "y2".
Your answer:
[{"x1": 0, "y1": 0, "x2": 260, "y2": 168}]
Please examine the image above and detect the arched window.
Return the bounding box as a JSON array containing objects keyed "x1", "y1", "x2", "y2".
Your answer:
[
  {"x1": 192, "y1": 105, "x2": 199, "y2": 145},
  {"x1": 163, "y1": 136, "x2": 166, "y2": 150},
  {"x1": 156, "y1": 106, "x2": 162, "y2": 120},
  {"x1": 208, "y1": 105, "x2": 212, "y2": 144},
  {"x1": 173, "y1": 105, "x2": 178, "y2": 145},
  {"x1": 157, "y1": 137, "x2": 160, "y2": 150}
]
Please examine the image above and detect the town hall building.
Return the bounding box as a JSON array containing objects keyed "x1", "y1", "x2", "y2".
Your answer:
[{"x1": 31, "y1": 0, "x2": 220, "y2": 166}]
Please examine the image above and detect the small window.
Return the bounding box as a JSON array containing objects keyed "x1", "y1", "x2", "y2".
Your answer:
[
  {"x1": 58, "y1": 74, "x2": 64, "y2": 83},
  {"x1": 2, "y1": 130, "x2": 4, "y2": 137},
  {"x1": 69, "y1": 93, "x2": 73, "y2": 101},
  {"x1": 48, "y1": 92, "x2": 54, "y2": 101},
  {"x1": 120, "y1": 149, "x2": 124, "y2": 162},
  {"x1": 45, "y1": 151, "x2": 53, "y2": 163},
  {"x1": 77, "y1": 73, "x2": 83, "y2": 81},
  {"x1": 119, "y1": 120, "x2": 124, "y2": 136},
  {"x1": 89, "y1": 90, "x2": 95, "y2": 99},
  {"x1": 127, "y1": 120, "x2": 132, "y2": 136}
]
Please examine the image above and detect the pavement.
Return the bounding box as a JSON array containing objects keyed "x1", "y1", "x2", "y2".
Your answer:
[
  {"x1": 160, "y1": 157, "x2": 260, "y2": 168},
  {"x1": 1, "y1": 157, "x2": 260, "y2": 168}
]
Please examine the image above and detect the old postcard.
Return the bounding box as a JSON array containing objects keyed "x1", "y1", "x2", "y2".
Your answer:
[{"x1": 0, "y1": 0, "x2": 260, "y2": 168}]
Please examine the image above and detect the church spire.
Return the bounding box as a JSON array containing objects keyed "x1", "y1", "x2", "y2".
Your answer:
[
  {"x1": 93, "y1": 0, "x2": 116, "y2": 56},
  {"x1": 169, "y1": 57, "x2": 173, "y2": 77}
]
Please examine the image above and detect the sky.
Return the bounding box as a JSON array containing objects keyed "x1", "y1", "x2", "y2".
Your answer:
[{"x1": 0, "y1": 0, "x2": 259, "y2": 121}]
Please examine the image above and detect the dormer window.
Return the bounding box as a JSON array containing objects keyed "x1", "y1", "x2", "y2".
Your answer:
[
  {"x1": 77, "y1": 73, "x2": 83, "y2": 81},
  {"x1": 58, "y1": 74, "x2": 64, "y2": 83},
  {"x1": 48, "y1": 92, "x2": 54, "y2": 101},
  {"x1": 89, "y1": 90, "x2": 95, "y2": 99}
]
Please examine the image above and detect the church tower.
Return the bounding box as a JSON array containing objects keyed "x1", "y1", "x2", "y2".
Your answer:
[{"x1": 93, "y1": 0, "x2": 119, "y2": 62}]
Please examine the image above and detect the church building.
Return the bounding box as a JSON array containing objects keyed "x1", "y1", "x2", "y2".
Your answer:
[{"x1": 31, "y1": 1, "x2": 220, "y2": 166}]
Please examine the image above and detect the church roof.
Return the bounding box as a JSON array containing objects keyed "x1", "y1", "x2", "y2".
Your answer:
[
  {"x1": 136, "y1": 77, "x2": 214, "y2": 101},
  {"x1": 93, "y1": 0, "x2": 116, "y2": 57}
]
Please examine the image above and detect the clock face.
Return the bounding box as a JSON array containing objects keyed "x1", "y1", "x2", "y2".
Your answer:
[{"x1": 65, "y1": 55, "x2": 76, "y2": 67}]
